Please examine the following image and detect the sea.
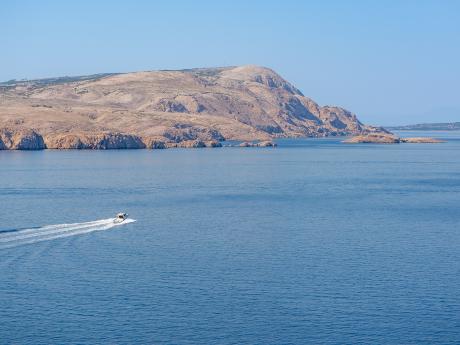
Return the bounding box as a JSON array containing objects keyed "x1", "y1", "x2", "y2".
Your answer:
[{"x1": 0, "y1": 131, "x2": 459, "y2": 344}]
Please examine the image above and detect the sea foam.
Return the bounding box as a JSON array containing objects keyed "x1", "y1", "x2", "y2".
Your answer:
[{"x1": 0, "y1": 218, "x2": 135, "y2": 249}]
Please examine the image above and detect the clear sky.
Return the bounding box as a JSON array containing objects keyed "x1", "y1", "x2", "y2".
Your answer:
[{"x1": 1, "y1": 0, "x2": 459, "y2": 125}]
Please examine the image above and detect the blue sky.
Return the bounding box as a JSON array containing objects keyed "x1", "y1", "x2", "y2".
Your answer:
[{"x1": 1, "y1": 0, "x2": 459, "y2": 125}]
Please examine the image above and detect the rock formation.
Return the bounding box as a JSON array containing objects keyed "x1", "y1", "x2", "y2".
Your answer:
[
  {"x1": 0, "y1": 128, "x2": 45, "y2": 150},
  {"x1": 344, "y1": 133, "x2": 444, "y2": 144},
  {"x1": 238, "y1": 141, "x2": 277, "y2": 147},
  {"x1": 44, "y1": 133, "x2": 146, "y2": 149},
  {"x1": 0, "y1": 65, "x2": 383, "y2": 150}
]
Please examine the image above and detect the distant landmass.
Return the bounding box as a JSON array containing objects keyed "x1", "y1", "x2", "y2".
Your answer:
[
  {"x1": 0, "y1": 65, "x2": 384, "y2": 150},
  {"x1": 388, "y1": 122, "x2": 460, "y2": 131}
]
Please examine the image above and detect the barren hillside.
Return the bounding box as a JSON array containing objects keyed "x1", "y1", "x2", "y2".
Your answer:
[{"x1": 0, "y1": 65, "x2": 382, "y2": 149}]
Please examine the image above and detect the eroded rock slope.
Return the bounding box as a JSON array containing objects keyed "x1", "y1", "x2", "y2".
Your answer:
[{"x1": 0, "y1": 65, "x2": 382, "y2": 149}]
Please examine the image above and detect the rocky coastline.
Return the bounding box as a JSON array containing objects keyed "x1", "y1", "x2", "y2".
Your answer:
[
  {"x1": 0, "y1": 130, "x2": 444, "y2": 151},
  {"x1": 0, "y1": 128, "x2": 282, "y2": 150}
]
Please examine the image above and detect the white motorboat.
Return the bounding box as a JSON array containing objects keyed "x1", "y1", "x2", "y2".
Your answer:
[{"x1": 114, "y1": 213, "x2": 128, "y2": 223}]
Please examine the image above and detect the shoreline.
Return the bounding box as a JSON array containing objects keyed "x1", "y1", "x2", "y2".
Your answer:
[{"x1": 0, "y1": 135, "x2": 448, "y2": 151}]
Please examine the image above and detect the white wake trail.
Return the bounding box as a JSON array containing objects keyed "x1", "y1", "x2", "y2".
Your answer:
[
  {"x1": 0, "y1": 218, "x2": 135, "y2": 250},
  {"x1": 0, "y1": 219, "x2": 115, "y2": 243},
  {"x1": 0, "y1": 219, "x2": 110, "y2": 239}
]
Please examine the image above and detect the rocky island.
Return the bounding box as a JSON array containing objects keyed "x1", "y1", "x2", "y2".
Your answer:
[
  {"x1": 344, "y1": 133, "x2": 444, "y2": 144},
  {"x1": 0, "y1": 65, "x2": 384, "y2": 150}
]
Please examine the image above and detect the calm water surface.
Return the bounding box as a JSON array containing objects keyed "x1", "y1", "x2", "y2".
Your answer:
[{"x1": 1, "y1": 132, "x2": 459, "y2": 344}]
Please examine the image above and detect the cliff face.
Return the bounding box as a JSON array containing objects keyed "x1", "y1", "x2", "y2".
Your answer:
[
  {"x1": 44, "y1": 133, "x2": 146, "y2": 149},
  {"x1": 0, "y1": 65, "x2": 382, "y2": 150},
  {"x1": 0, "y1": 128, "x2": 45, "y2": 150}
]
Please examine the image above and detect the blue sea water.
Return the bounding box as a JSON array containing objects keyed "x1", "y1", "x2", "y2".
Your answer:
[{"x1": 0, "y1": 132, "x2": 459, "y2": 344}]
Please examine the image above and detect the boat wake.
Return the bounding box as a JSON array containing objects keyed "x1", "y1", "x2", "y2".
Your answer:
[{"x1": 0, "y1": 218, "x2": 135, "y2": 250}]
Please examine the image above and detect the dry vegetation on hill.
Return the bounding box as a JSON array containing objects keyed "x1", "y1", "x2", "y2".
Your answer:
[{"x1": 0, "y1": 65, "x2": 383, "y2": 149}]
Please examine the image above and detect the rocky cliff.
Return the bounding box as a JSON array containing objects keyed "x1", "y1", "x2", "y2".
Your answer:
[
  {"x1": 0, "y1": 128, "x2": 45, "y2": 150},
  {"x1": 0, "y1": 65, "x2": 382, "y2": 150}
]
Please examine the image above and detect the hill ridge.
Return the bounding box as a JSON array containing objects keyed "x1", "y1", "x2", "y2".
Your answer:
[{"x1": 0, "y1": 65, "x2": 383, "y2": 149}]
